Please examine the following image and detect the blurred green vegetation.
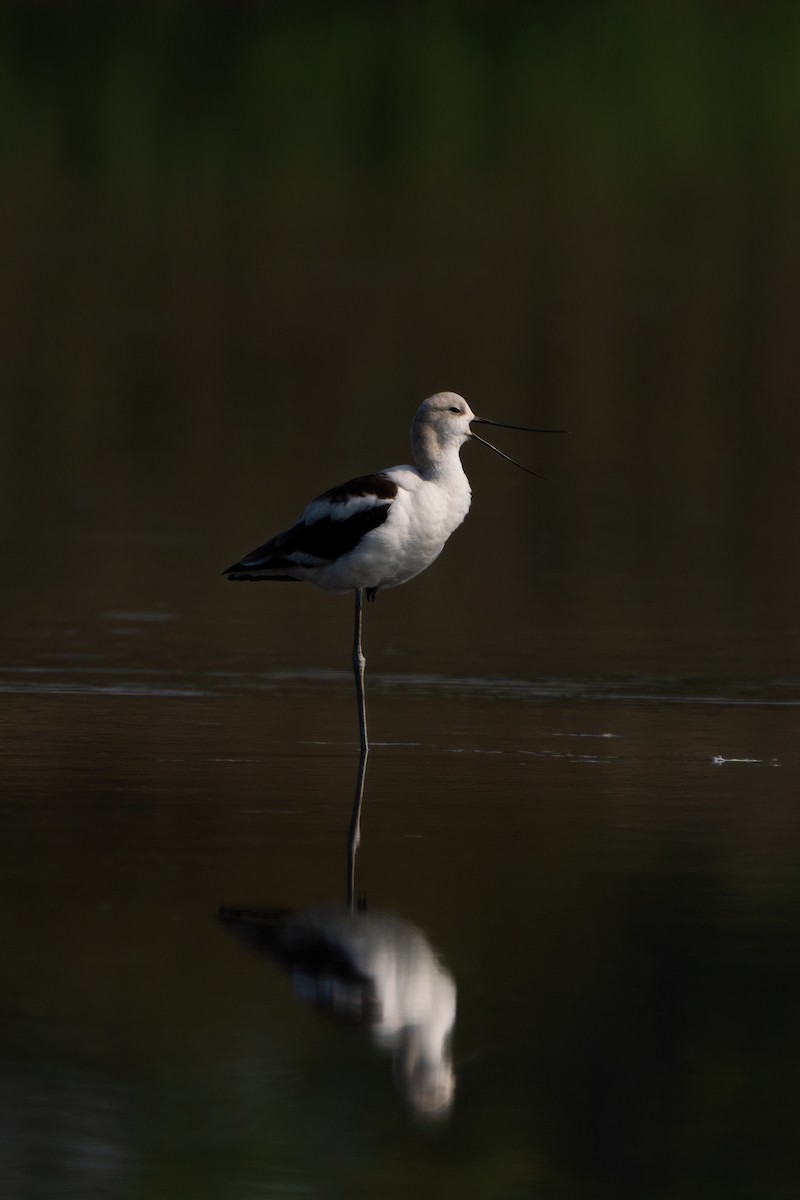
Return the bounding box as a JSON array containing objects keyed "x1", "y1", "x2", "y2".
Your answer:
[
  {"x1": 3, "y1": 3, "x2": 800, "y2": 213},
  {"x1": 1, "y1": 1, "x2": 798, "y2": 638}
]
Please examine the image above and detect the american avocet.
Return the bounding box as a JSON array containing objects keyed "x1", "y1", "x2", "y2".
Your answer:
[{"x1": 223, "y1": 391, "x2": 558, "y2": 779}]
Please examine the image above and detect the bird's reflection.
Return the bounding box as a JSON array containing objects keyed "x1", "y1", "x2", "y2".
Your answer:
[
  {"x1": 219, "y1": 902, "x2": 456, "y2": 1115},
  {"x1": 220, "y1": 739, "x2": 455, "y2": 1115}
]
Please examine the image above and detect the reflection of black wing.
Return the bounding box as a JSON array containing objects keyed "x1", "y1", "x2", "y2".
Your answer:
[{"x1": 218, "y1": 906, "x2": 380, "y2": 1022}]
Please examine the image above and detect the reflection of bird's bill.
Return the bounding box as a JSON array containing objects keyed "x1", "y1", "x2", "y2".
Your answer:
[{"x1": 470, "y1": 417, "x2": 565, "y2": 479}]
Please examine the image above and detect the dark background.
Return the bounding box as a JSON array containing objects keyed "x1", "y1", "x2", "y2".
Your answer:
[
  {"x1": 4, "y1": 2, "x2": 799, "y2": 666},
  {"x1": 1, "y1": 5, "x2": 799, "y2": 1198}
]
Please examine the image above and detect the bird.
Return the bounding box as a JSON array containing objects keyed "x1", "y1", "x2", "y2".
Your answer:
[
  {"x1": 223, "y1": 391, "x2": 559, "y2": 814},
  {"x1": 218, "y1": 902, "x2": 457, "y2": 1116}
]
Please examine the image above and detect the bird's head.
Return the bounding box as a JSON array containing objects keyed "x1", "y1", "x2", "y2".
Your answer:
[
  {"x1": 412, "y1": 391, "x2": 563, "y2": 477},
  {"x1": 413, "y1": 392, "x2": 475, "y2": 450}
]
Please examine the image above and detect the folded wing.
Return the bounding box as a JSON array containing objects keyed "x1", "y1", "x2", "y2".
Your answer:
[{"x1": 224, "y1": 472, "x2": 398, "y2": 581}]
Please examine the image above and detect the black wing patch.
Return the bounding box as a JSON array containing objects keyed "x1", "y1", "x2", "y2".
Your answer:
[
  {"x1": 223, "y1": 498, "x2": 393, "y2": 575},
  {"x1": 319, "y1": 472, "x2": 399, "y2": 505}
]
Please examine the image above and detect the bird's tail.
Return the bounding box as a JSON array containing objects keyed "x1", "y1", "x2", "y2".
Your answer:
[
  {"x1": 223, "y1": 537, "x2": 302, "y2": 581},
  {"x1": 223, "y1": 521, "x2": 310, "y2": 580},
  {"x1": 224, "y1": 567, "x2": 301, "y2": 581}
]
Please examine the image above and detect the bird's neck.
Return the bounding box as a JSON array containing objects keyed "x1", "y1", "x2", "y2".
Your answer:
[{"x1": 412, "y1": 425, "x2": 466, "y2": 483}]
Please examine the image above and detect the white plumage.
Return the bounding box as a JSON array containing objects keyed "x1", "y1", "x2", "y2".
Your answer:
[{"x1": 224, "y1": 391, "x2": 476, "y2": 598}]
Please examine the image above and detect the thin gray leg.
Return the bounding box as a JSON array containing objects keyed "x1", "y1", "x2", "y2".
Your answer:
[
  {"x1": 352, "y1": 587, "x2": 368, "y2": 758},
  {"x1": 347, "y1": 588, "x2": 369, "y2": 910}
]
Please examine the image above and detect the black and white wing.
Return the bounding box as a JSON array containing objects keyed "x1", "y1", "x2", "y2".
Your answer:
[{"x1": 223, "y1": 472, "x2": 398, "y2": 581}]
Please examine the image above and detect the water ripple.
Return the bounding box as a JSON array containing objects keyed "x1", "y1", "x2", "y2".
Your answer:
[{"x1": 0, "y1": 665, "x2": 797, "y2": 706}]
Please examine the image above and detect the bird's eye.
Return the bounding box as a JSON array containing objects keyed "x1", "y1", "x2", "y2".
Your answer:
[{"x1": 449, "y1": 406, "x2": 461, "y2": 414}]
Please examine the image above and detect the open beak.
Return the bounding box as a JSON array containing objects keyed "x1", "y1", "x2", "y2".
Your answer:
[
  {"x1": 469, "y1": 417, "x2": 565, "y2": 478},
  {"x1": 472, "y1": 417, "x2": 565, "y2": 434}
]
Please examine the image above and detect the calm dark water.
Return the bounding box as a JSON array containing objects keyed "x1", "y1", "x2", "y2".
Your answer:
[
  {"x1": 2, "y1": 5, "x2": 800, "y2": 1198},
  {"x1": 1, "y1": 612, "x2": 798, "y2": 1198}
]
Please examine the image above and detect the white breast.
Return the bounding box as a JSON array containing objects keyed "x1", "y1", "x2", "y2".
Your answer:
[{"x1": 318, "y1": 465, "x2": 472, "y2": 593}]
